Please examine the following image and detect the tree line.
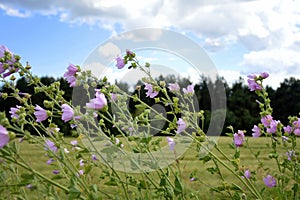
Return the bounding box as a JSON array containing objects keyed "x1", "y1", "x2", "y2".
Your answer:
[{"x1": 1, "y1": 75, "x2": 300, "y2": 136}]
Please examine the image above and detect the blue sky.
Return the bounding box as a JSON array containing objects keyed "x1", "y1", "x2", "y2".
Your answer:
[{"x1": 1, "y1": 0, "x2": 300, "y2": 88}]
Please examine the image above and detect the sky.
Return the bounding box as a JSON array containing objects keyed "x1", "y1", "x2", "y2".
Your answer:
[{"x1": 1, "y1": 0, "x2": 300, "y2": 89}]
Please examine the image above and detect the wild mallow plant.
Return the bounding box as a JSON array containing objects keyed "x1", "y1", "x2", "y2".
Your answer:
[{"x1": 0, "y1": 45, "x2": 299, "y2": 199}]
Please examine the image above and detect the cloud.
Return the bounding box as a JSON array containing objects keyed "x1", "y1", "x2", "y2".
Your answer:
[
  {"x1": 0, "y1": 4, "x2": 30, "y2": 17},
  {"x1": 98, "y1": 42, "x2": 121, "y2": 61}
]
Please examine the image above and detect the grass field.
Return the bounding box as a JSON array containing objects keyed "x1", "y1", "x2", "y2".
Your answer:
[{"x1": 1, "y1": 136, "x2": 299, "y2": 199}]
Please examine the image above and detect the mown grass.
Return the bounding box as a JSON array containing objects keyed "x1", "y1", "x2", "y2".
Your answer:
[{"x1": 2, "y1": 136, "x2": 299, "y2": 199}]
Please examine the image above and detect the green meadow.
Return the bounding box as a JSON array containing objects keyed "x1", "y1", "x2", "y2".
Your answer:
[{"x1": 2, "y1": 136, "x2": 298, "y2": 199}]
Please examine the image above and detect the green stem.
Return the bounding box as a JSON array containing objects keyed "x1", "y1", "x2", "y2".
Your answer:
[
  {"x1": 2, "y1": 156, "x2": 69, "y2": 194},
  {"x1": 204, "y1": 143, "x2": 262, "y2": 199}
]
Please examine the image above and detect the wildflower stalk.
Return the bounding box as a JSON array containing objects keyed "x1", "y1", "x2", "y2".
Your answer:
[{"x1": 203, "y1": 143, "x2": 263, "y2": 199}]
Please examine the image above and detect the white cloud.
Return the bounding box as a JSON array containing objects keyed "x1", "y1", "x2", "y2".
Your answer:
[
  {"x1": 0, "y1": 4, "x2": 30, "y2": 17},
  {"x1": 98, "y1": 42, "x2": 121, "y2": 61}
]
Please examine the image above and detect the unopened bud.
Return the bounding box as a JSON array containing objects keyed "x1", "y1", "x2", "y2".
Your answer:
[
  {"x1": 25, "y1": 62, "x2": 31, "y2": 70},
  {"x1": 10, "y1": 75, "x2": 16, "y2": 81}
]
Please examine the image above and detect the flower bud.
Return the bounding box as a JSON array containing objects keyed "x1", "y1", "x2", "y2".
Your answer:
[
  {"x1": 103, "y1": 76, "x2": 108, "y2": 83},
  {"x1": 91, "y1": 81, "x2": 97, "y2": 87},
  {"x1": 1, "y1": 93, "x2": 8, "y2": 99},
  {"x1": 25, "y1": 62, "x2": 31, "y2": 70},
  {"x1": 9, "y1": 131, "x2": 16, "y2": 140},
  {"x1": 159, "y1": 81, "x2": 166, "y2": 87},
  {"x1": 10, "y1": 75, "x2": 16, "y2": 81}
]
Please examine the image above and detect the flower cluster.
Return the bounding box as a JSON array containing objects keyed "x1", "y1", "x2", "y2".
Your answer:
[
  {"x1": 0, "y1": 45, "x2": 19, "y2": 78},
  {"x1": 247, "y1": 72, "x2": 269, "y2": 91},
  {"x1": 63, "y1": 64, "x2": 79, "y2": 87}
]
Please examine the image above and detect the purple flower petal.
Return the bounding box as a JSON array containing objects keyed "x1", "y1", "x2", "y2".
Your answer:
[
  {"x1": 116, "y1": 57, "x2": 125, "y2": 69},
  {"x1": 86, "y1": 91, "x2": 108, "y2": 110},
  {"x1": 61, "y1": 104, "x2": 74, "y2": 122},
  {"x1": 183, "y1": 84, "x2": 194, "y2": 95},
  {"x1": 166, "y1": 137, "x2": 175, "y2": 151},
  {"x1": 34, "y1": 105, "x2": 48, "y2": 122},
  {"x1": 0, "y1": 125, "x2": 9, "y2": 149},
  {"x1": 233, "y1": 130, "x2": 245, "y2": 147},
  {"x1": 263, "y1": 175, "x2": 276, "y2": 188},
  {"x1": 252, "y1": 125, "x2": 261, "y2": 137},
  {"x1": 168, "y1": 83, "x2": 180, "y2": 92},
  {"x1": 44, "y1": 140, "x2": 58, "y2": 153},
  {"x1": 244, "y1": 169, "x2": 251, "y2": 179},
  {"x1": 144, "y1": 83, "x2": 159, "y2": 98},
  {"x1": 176, "y1": 118, "x2": 186, "y2": 134}
]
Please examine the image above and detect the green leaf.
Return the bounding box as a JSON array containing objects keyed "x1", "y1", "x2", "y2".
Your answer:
[
  {"x1": 21, "y1": 173, "x2": 34, "y2": 180},
  {"x1": 199, "y1": 155, "x2": 211, "y2": 163},
  {"x1": 254, "y1": 151, "x2": 260, "y2": 159},
  {"x1": 68, "y1": 186, "x2": 81, "y2": 200},
  {"x1": 174, "y1": 176, "x2": 183, "y2": 196},
  {"x1": 138, "y1": 180, "x2": 147, "y2": 190},
  {"x1": 159, "y1": 177, "x2": 166, "y2": 187},
  {"x1": 104, "y1": 178, "x2": 118, "y2": 186},
  {"x1": 135, "y1": 104, "x2": 147, "y2": 110},
  {"x1": 51, "y1": 175, "x2": 64, "y2": 180},
  {"x1": 234, "y1": 149, "x2": 240, "y2": 159},
  {"x1": 206, "y1": 167, "x2": 218, "y2": 174}
]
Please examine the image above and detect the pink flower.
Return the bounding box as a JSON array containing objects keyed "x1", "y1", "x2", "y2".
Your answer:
[
  {"x1": 0, "y1": 125, "x2": 9, "y2": 149},
  {"x1": 44, "y1": 140, "x2": 58, "y2": 153},
  {"x1": 233, "y1": 130, "x2": 245, "y2": 147},
  {"x1": 166, "y1": 137, "x2": 175, "y2": 151},
  {"x1": 116, "y1": 57, "x2": 125, "y2": 69},
  {"x1": 293, "y1": 119, "x2": 300, "y2": 136},
  {"x1": 0, "y1": 45, "x2": 13, "y2": 58},
  {"x1": 168, "y1": 83, "x2": 180, "y2": 92},
  {"x1": 9, "y1": 105, "x2": 21, "y2": 119},
  {"x1": 63, "y1": 64, "x2": 78, "y2": 87},
  {"x1": 86, "y1": 91, "x2": 108, "y2": 110},
  {"x1": 79, "y1": 169, "x2": 84, "y2": 175},
  {"x1": 79, "y1": 159, "x2": 84, "y2": 166},
  {"x1": 92, "y1": 154, "x2": 98, "y2": 161},
  {"x1": 244, "y1": 169, "x2": 251, "y2": 179},
  {"x1": 70, "y1": 140, "x2": 78, "y2": 146},
  {"x1": 190, "y1": 177, "x2": 196, "y2": 181},
  {"x1": 247, "y1": 75, "x2": 262, "y2": 91},
  {"x1": 61, "y1": 104, "x2": 74, "y2": 122},
  {"x1": 0, "y1": 46, "x2": 17, "y2": 77},
  {"x1": 260, "y1": 72, "x2": 269, "y2": 79},
  {"x1": 283, "y1": 125, "x2": 292, "y2": 134},
  {"x1": 261, "y1": 115, "x2": 273, "y2": 127},
  {"x1": 266, "y1": 120, "x2": 280, "y2": 134},
  {"x1": 110, "y1": 93, "x2": 117, "y2": 102},
  {"x1": 53, "y1": 170, "x2": 60, "y2": 174},
  {"x1": 144, "y1": 83, "x2": 159, "y2": 98},
  {"x1": 263, "y1": 175, "x2": 276, "y2": 188},
  {"x1": 252, "y1": 125, "x2": 261, "y2": 137},
  {"x1": 286, "y1": 150, "x2": 296, "y2": 161},
  {"x1": 34, "y1": 105, "x2": 48, "y2": 122},
  {"x1": 183, "y1": 84, "x2": 194, "y2": 95},
  {"x1": 47, "y1": 158, "x2": 54, "y2": 165},
  {"x1": 176, "y1": 118, "x2": 186, "y2": 133}
]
